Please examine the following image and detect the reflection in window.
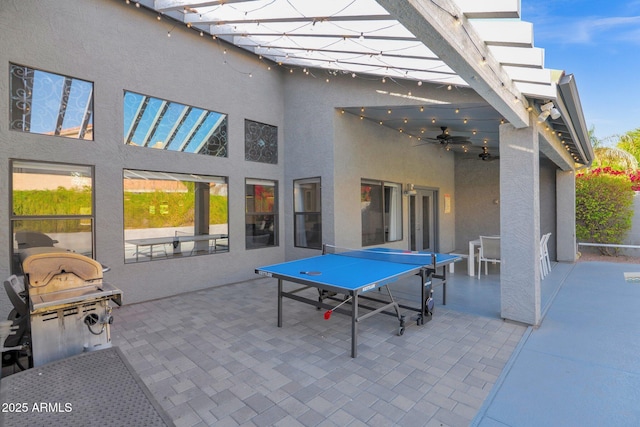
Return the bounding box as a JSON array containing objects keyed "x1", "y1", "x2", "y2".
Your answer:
[
  {"x1": 11, "y1": 161, "x2": 94, "y2": 272},
  {"x1": 9, "y1": 64, "x2": 94, "y2": 140},
  {"x1": 245, "y1": 119, "x2": 277, "y2": 164},
  {"x1": 123, "y1": 91, "x2": 227, "y2": 157},
  {"x1": 294, "y1": 178, "x2": 322, "y2": 249},
  {"x1": 246, "y1": 179, "x2": 278, "y2": 249},
  {"x1": 361, "y1": 180, "x2": 402, "y2": 246},
  {"x1": 123, "y1": 170, "x2": 229, "y2": 263}
]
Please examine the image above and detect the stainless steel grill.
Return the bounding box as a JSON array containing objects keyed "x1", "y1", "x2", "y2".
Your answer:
[{"x1": 20, "y1": 248, "x2": 123, "y2": 367}]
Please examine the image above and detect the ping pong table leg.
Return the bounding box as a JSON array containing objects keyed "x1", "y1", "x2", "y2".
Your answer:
[
  {"x1": 351, "y1": 291, "x2": 358, "y2": 358},
  {"x1": 420, "y1": 269, "x2": 426, "y2": 325},
  {"x1": 441, "y1": 267, "x2": 447, "y2": 305},
  {"x1": 277, "y1": 279, "x2": 283, "y2": 328}
]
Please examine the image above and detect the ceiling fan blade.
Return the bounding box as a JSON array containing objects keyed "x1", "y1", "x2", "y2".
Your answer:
[{"x1": 447, "y1": 136, "x2": 471, "y2": 144}]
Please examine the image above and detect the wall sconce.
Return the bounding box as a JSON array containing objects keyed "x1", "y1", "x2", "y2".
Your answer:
[{"x1": 404, "y1": 183, "x2": 417, "y2": 196}]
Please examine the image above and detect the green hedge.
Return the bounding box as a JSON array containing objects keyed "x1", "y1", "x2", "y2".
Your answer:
[
  {"x1": 576, "y1": 173, "x2": 634, "y2": 253},
  {"x1": 13, "y1": 188, "x2": 228, "y2": 231},
  {"x1": 124, "y1": 192, "x2": 228, "y2": 229},
  {"x1": 13, "y1": 188, "x2": 92, "y2": 216}
]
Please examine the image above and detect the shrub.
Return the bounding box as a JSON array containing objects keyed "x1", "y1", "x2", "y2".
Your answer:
[{"x1": 576, "y1": 172, "x2": 635, "y2": 254}]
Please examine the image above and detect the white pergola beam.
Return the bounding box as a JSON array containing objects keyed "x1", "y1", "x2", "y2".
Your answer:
[
  {"x1": 456, "y1": 0, "x2": 520, "y2": 19},
  {"x1": 515, "y1": 81, "x2": 557, "y2": 99},
  {"x1": 154, "y1": 0, "x2": 254, "y2": 12},
  {"x1": 489, "y1": 46, "x2": 544, "y2": 68},
  {"x1": 471, "y1": 21, "x2": 534, "y2": 47},
  {"x1": 504, "y1": 66, "x2": 551, "y2": 85},
  {"x1": 375, "y1": 0, "x2": 529, "y2": 128}
]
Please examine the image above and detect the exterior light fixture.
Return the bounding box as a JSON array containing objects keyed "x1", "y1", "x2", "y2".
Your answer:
[{"x1": 538, "y1": 101, "x2": 561, "y2": 121}]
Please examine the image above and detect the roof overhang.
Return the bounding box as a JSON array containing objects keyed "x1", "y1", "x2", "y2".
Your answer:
[
  {"x1": 530, "y1": 73, "x2": 593, "y2": 167},
  {"x1": 131, "y1": 0, "x2": 590, "y2": 166}
]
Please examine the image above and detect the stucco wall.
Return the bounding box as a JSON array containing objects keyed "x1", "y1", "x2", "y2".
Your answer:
[
  {"x1": 0, "y1": 0, "x2": 286, "y2": 316},
  {"x1": 453, "y1": 154, "x2": 500, "y2": 250},
  {"x1": 282, "y1": 74, "x2": 483, "y2": 257},
  {"x1": 453, "y1": 151, "x2": 559, "y2": 260},
  {"x1": 331, "y1": 112, "x2": 456, "y2": 251},
  {"x1": 539, "y1": 157, "x2": 558, "y2": 261}
]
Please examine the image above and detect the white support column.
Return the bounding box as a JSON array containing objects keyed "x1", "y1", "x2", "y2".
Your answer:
[
  {"x1": 499, "y1": 123, "x2": 541, "y2": 326},
  {"x1": 556, "y1": 170, "x2": 577, "y2": 262}
]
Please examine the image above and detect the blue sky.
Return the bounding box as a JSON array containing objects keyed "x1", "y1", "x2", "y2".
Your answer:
[{"x1": 521, "y1": 1, "x2": 640, "y2": 140}]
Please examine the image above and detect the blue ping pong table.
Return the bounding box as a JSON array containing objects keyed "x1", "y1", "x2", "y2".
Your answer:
[{"x1": 255, "y1": 245, "x2": 460, "y2": 357}]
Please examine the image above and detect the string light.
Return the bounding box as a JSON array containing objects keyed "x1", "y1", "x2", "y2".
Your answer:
[
  {"x1": 136, "y1": 0, "x2": 528, "y2": 117},
  {"x1": 134, "y1": 0, "x2": 540, "y2": 155}
]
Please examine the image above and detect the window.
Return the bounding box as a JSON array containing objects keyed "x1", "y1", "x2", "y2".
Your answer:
[
  {"x1": 361, "y1": 180, "x2": 402, "y2": 246},
  {"x1": 123, "y1": 170, "x2": 229, "y2": 263},
  {"x1": 10, "y1": 64, "x2": 94, "y2": 140},
  {"x1": 11, "y1": 160, "x2": 94, "y2": 272},
  {"x1": 246, "y1": 179, "x2": 278, "y2": 248},
  {"x1": 294, "y1": 178, "x2": 322, "y2": 249},
  {"x1": 245, "y1": 119, "x2": 277, "y2": 164},
  {"x1": 123, "y1": 91, "x2": 227, "y2": 157}
]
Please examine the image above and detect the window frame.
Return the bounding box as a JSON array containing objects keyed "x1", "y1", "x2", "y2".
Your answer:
[
  {"x1": 293, "y1": 177, "x2": 322, "y2": 249},
  {"x1": 9, "y1": 63, "x2": 94, "y2": 140},
  {"x1": 245, "y1": 178, "x2": 279, "y2": 249},
  {"x1": 10, "y1": 159, "x2": 95, "y2": 272},
  {"x1": 361, "y1": 179, "x2": 403, "y2": 246},
  {"x1": 244, "y1": 119, "x2": 278, "y2": 164},
  {"x1": 123, "y1": 169, "x2": 229, "y2": 263},
  {"x1": 123, "y1": 90, "x2": 228, "y2": 157}
]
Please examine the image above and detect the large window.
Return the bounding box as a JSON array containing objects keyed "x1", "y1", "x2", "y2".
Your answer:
[
  {"x1": 246, "y1": 179, "x2": 278, "y2": 249},
  {"x1": 294, "y1": 178, "x2": 321, "y2": 249},
  {"x1": 11, "y1": 160, "x2": 94, "y2": 272},
  {"x1": 123, "y1": 91, "x2": 227, "y2": 157},
  {"x1": 123, "y1": 170, "x2": 229, "y2": 263},
  {"x1": 361, "y1": 180, "x2": 402, "y2": 246},
  {"x1": 10, "y1": 64, "x2": 94, "y2": 140}
]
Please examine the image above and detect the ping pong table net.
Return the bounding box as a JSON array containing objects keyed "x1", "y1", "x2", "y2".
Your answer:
[{"x1": 322, "y1": 244, "x2": 435, "y2": 266}]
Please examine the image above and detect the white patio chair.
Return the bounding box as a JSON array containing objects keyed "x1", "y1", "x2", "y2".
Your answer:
[
  {"x1": 478, "y1": 236, "x2": 501, "y2": 278},
  {"x1": 541, "y1": 232, "x2": 552, "y2": 277},
  {"x1": 539, "y1": 234, "x2": 549, "y2": 278}
]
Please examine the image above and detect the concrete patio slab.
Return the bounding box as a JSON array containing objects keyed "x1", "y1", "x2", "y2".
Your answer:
[{"x1": 473, "y1": 261, "x2": 640, "y2": 427}]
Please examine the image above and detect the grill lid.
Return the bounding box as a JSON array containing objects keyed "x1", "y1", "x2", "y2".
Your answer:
[{"x1": 22, "y1": 249, "x2": 103, "y2": 297}]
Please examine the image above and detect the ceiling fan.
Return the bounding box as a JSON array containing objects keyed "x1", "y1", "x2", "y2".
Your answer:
[
  {"x1": 426, "y1": 127, "x2": 471, "y2": 145},
  {"x1": 478, "y1": 146, "x2": 499, "y2": 161}
]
